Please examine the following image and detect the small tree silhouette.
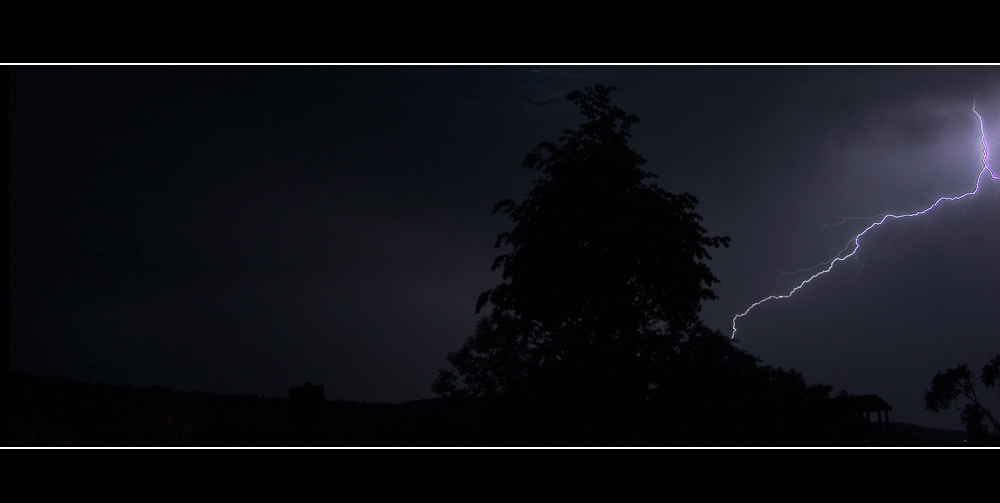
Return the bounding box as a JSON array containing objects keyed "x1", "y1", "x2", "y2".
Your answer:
[{"x1": 925, "y1": 354, "x2": 1000, "y2": 445}]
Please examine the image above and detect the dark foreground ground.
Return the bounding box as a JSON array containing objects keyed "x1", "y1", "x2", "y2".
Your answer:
[{"x1": 9, "y1": 372, "x2": 967, "y2": 447}]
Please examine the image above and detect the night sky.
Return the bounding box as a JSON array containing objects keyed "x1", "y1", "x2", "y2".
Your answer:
[{"x1": 10, "y1": 65, "x2": 999, "y2": 430}]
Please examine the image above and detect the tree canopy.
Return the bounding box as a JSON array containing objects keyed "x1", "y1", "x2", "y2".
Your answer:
[
  {"x1": 925, "y1": 354, "x2": 1000, "y2": 445},
  {"x1": 434, "y1": 85, "x2": 731, "y2": 401}
]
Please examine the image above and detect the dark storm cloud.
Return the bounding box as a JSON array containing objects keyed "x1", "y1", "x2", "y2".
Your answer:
[
  {"x1": 10, "y1": 66, "x2": 999, "y2": 426},
  {"x1": 9, "y1": 65, "x2": 559, "y2": 401}
]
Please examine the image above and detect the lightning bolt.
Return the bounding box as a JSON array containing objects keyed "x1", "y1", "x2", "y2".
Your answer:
[{"x1": 731, "y1": 100, "x2": 998, "y2": 339}]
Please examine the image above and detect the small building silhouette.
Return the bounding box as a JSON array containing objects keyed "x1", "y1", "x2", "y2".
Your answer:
[{"x1": 835, "y1": 394, "x2": 893, "y2": 445}]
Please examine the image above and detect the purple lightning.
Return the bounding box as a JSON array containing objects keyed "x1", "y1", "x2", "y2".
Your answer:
[{"x1": 731, "y1": 101, "x2": 998, "y2": 339}]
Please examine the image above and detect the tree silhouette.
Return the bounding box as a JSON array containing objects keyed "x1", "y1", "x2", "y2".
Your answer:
[
  {"x1": 925, "y1": 354, "x2": 1000, "y2": 445},
  {"x1": 435, "y1": 85, "x2": 730, "y2": 402}
]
